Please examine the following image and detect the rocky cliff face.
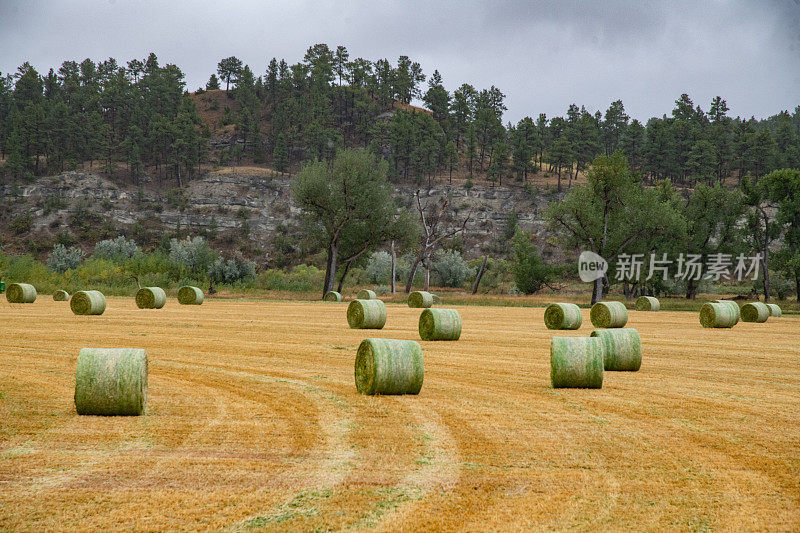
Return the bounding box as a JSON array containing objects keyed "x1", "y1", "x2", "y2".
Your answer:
[{"x1": 2, "y1": 168, "x2": 564, "y2": 263}]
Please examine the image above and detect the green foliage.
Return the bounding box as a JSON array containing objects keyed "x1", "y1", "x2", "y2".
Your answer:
[
  {"x1": 93, "y1": 236, "x2": 140, "y2": 260},
  {"x1": 257, "y1": 265, "x2": 324, "y2": 292},
  {"x1": 208, "y1": 253, "x2": 256, "y2": 285},
  {"x1": 511, "y1": 230, "x2": 551, "y2": 294},
  {"x1": 431, "y1": 250, "x2": 475, "y2": 287},
  {"x1": 365, "y1": 251, "x2": 392, "y2": 284},
  {"x1": 168, "y1": 236, "x2": 216, "y2": 277},
  {"x1": 46, "y1": 243, "x2": 84, "y2": 273}
]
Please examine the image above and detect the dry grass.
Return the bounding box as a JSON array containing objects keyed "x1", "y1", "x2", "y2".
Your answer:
[{"x1": 1, "y1": 299, "x2": 798, "y2": 531}]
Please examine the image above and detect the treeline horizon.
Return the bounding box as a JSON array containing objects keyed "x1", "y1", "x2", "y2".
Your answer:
[{"x1": 1, "y1": 43, "x2": 799, "y2": 191}]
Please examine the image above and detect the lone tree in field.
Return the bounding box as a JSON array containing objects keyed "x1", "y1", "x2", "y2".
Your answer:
[
  {"x1": 292, "y1": 148, "x2": 402, "y2": 297},
  {"x1": 217, "y1": 56, "x2": 243, "y2": 91},
  {"x1": 547, "y1": 152, "x2": 683, "y2": 305}
]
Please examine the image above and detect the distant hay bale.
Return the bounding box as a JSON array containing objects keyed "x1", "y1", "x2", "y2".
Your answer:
[
  {"x1": 699, "y1": 302, "x2": 737, "y2": 328},
  {"x1": 356, "y1": 289, "x2": 377, "y2": 300},
  {"x1": 590, "y1": 301, "x2": 628, "y2": 328},
  {"x1": 550, "y1": 337, "x2": 604, "y2": 389},
  {"x1": 635, "y1": 296, "x2": 660, "y2": 311},
  {"x1": 53, "y1": 290, "x2": 70, "y2": 301},
  {"x1": 766, "y1": 303, "x2": 782, "y2": 317},
  {"x1": 354, "y1": 338, "x2": 424, "y2": 395},
  {"x1": 711, "y1": 300, "x2": 740, "y2": 324},
  {"x1": 323, "y1": 291, "x2": 342, "y2": 302},
  {"x1": 741, "y1": 302, "x2": 770, "y2": 323},
  {"x1": 178, "y1": 285, "x2": 204, "y2": 305},
  {"x1": 347, "y1": 299, "x2": 387, "y2": 329},
  {"x1": 6, "y1": 283, "x2": 37, "y2": 303},
  {"x1": 136, "y1": 287, "x2": 166, "y2": 309},
  {"x1": 431, "y1": 293, "x2": 442, "y2": 305},
  {"x1": 74, "y1": 348, "x2": 148, "y2": 416},
  {"x1": 408, "y1": 291, "x2": 434, "y2": 308},
  {"x1": 70, "y1": 290, "x2": 106, "y2": 315},
  {"x1": 544, "y1": 303, "x2": 582, "y2": 330},
  {"x1": 591, "y1": 328, "x2": 642, "y2": 371},
  {"x1": 419, "y1": 308, "x2": 462, "y2": 341}
]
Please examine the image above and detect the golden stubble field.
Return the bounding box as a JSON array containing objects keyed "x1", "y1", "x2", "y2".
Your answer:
[{"x1": 0, "y1": 298, "x2": 798, "y2": 531}]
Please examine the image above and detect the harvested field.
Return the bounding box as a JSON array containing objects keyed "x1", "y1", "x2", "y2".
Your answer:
[{"x1": 1, "y1": 299, "x2": 799, "y2": 531}]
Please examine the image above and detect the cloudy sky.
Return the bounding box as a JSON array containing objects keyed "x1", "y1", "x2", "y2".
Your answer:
[{"x1": 1, "y1": 0, "x2": 798, "y2": 123}]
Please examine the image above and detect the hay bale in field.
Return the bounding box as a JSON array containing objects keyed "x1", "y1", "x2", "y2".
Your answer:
[
  {"x1": 699, "y1": 302, "x2": 737, "y2": 328},
  {"x1": 711, "y1": 300, "x2": 740, "y2": 324},
  {"x1": 323, "y1": 291, "x2": 342, "y2": 302},
  {"x1": 356, "y1": 289, "x2": 377, "y2": 300},
  {"x1": 544, "y1": 303, "x2": 582, "y2": 330},
  {"x1": 408, "y1": 290, "x2": 433, "y2": 308},
  {"x1": 53, "y1": 290, "x2": 70, "y2": 301},
  {"x1": 766, "y1": 303, "x2": 782, "y2": 317},
  {"x1": 591, "y1": 328, "x2": 642, "y2": 371},
  {"x1": 136, "y1": 287, "x2": 166, "y2": 309},
  {"x1": 432, "y1": 293, "x2": 442, "y2": 305},
  {"x1": 347, "y1": 299, "x2": 387, "y2": 329},
  {"x1": 70, "y1": 290, "x2": 106, "y2": 315},
  {"x1": 354, "y1": 338, "x2": 424, "y2": 395},
  {"x1": 590, "y1": 301, "x2": 628, "y2": 328},
  {"x1": 419, "y1": 308, "x2": 462, "y2": 341},
  {"x1": 178, "y1": 285, "x2": 204, "y2": 305},
  {"x1": 635, "y1": 296, "x2": 660, "y2": 311},
  {"x1": 6, "y1": 283, "x2": 37, "y2": 303},
  {"x1": 741, "y1": 302, "x2": 770, "y2": 323},
  {"x1": 550, "y1": 337, "x2": 604, "y2": 389},
  {"x1": 74, "y1": 348, "x2": 148, "y2": 415}
]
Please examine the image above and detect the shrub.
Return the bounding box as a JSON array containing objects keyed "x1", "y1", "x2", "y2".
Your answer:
[
  {"x1": 208, "y1": 253, "x2": 256, "y2": 285},
  {"x1": 169, "y1": 236, "x2": 216, "y2": 276},
  {"x1": 93, "y1": 236, "x2": 140, "y2": 261},
  {"x1": 365, "y1": 251, "x2": 392, "y2": 284},
  {"x1": 257, "y1": 264, "x2": 324, "y2": 292},
  {"x1": 431, "y1": 250, "x2": 475, "y2": 288},
  {"x1": 46, "y1": 244, "x2": 85, "y2": 273},
  {"x1": 511, "y1": 230, "x2": 551, "y2": 294}
]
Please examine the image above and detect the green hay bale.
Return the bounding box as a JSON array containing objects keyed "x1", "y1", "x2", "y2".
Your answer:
[
  {"x1": 347, "y1": 299, "x2": 387, "y2": 329},
  {"x1": 699, "y1": 302, "x2": 737, "y2": 328},
  {"x1": 766, "y1": 303, "x2": 782, "y2": 317},
  {"x1": 711, "y1": 300, "x2": 740, "y2": 324},
  {"x1": 136, "y1": 287, "x2": 166, "y2": 309},
  {"x1": 178, "y1": 285, "x2": 204, "y2": 305},
  {"x1": 590, "y1": 301, "x2": 628, "y2": 328},
  {"x1": 354, "y1": 338, "x2": 424, "y2": 395},
  {"x1": 544, "y1": 303, "x2": 582, "y2": 330},
  {"x1": 419, "y1": 308, "x2": 462, "y2": 341},
  {"x1": 323, "y1": 291, "x2": 342, "y2": 302},
  {"x1": 408, "y1": 291, "x2": 434, "y2": 308},
  {"x1": 431, "y1": 293, "x2": 442, "y2": 305},
  {"x1": 70, "y1": 290, "x2": 107, "y2": 315},
  {"x1": 741, "y1": 302, "x2": 770, "y2": 323},
  {"x1": 356, "y1": 289, "x2": 377, "y2": 300},
  {"x1": 6, "y1": 283, "x2": 37, "y2": 303},
  {"x1": 74, "y1": 348, "x2": 148, "y2": 416},
  {"x1": 635, "y1": 296, "x2": 660, "y2": 311},
  {"x1": 53, "y1": 290, "x2": 70, "y2": 301},
  {"x1": 550, "y1": 337, "x2": 604, "y2": 389},
  {"x1": 590, "y1": 328, "x2": 642, "y2": 371}
]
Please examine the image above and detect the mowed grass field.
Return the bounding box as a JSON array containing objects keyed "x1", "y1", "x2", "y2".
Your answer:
[{"x1": 1, "y1": 298, "x2": 798, "y2": 531}]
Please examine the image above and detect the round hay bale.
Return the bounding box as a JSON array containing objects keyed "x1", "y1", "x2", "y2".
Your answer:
[
  {"x1": 699, "y1": 302, "x2": 737, "y2": 328},
  {"x1": 408, "y1": 291, "x2": 433, "y2": 308},
  {"x1": 6, "y1": 283, "x2": 37, "y2": 303},
  {"x1": 356, "y1": 289, "x2": 377, "y2": 300},
  {"x1": 591, "y1": 328, "x2": 642, "y2": 371},
  {"x1": 136, "y1": 287, "x2": 166, "y2": 309},
  {"x1": 711, "y1": 300, "x2": 740, "y2": 324},
  {"x1": 766, "y1": 303, "x2": 782, "y2": 317},
  {"x1": 550, "y1": 337, "x2": 604, "y2": 389},
  {"x1": 635, "y1": 296, "x2": 660, "y2": 311},
  {"x1": 347, "y1": 299, "x2": 387, "y2": 329},
  {"x1": 590, "y1": 301, "x2": 628, "y2": 328},
  {"x1": 354, "y1": 338, "x2": 424, "y2": 395},
  {"x1": 178, "y1": 285, "x2": 204, "y2": 305},
  {"x1": 544, "y1": 303, "x2": 582, "y2": 330},
  {"x1": 74, "y1": 348, "x2": 148, "y2": 416},
  {"x1": 323, "y1": 291, "x2": 342, "y2": 302},
  {"x1": 431, "y1": 293, "x2": 442, "y2": 305},
  {"x1": 419, "y1": 308, "x2": 462, "y2": 341},
  {"x1": 53, "y1": 289, "x2": 70, "y2": 301},
  {"x1": 70, "y1": 290, "x2": 106, "y2": 315},
  {"x1": 741, "y1": 302, "x2": 770, "y2": 323}
]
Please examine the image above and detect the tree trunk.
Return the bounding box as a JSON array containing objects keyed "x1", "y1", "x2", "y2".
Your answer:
[
  {"x1": 336, "y1": 259, "x2": 353, "y2": 293},
  {"x1": 390, "y1": 240, "x2": 396, "y2": 294},
  {"x1": 405, "y1": 256, "x2": 421, "y2": 293},
  {"x1": 591, "y1": 277, "x2": 603, "y2": 305},
  {"x1": 323, "y1": 241, "x2": 339, "y2": 297},
  {"x1": 424, "y1": 257, "x2": 431, "y2": 291},
  {"x1": 685, "y1": 278, "x2": 697, "y2": 300},
  {"x1": 761, "y1": 253, "x2": 770, "y2": 303},
  {"x1": 795, "y1": 272, "x2": 800, "y2": 303},
  {"x1": 472, "y1": 255, "x2": 488, "y2": 294}
]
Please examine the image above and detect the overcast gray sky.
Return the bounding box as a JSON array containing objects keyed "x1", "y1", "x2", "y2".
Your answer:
[{"x1": 1, "y1": 0, "x2": 798, "y2": 123}]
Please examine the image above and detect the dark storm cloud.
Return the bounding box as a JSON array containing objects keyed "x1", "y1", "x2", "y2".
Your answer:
[{"x1": 1, "y1": 0, "x2": 798, "y2": 123}]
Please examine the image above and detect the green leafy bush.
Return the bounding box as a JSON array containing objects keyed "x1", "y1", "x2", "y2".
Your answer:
[
  {"x1": 512, "y1": 231, "x2": 551, "y2": 294},
  {"x1": 46, "y1": 244, "x2": 85, "y2": 273}
]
